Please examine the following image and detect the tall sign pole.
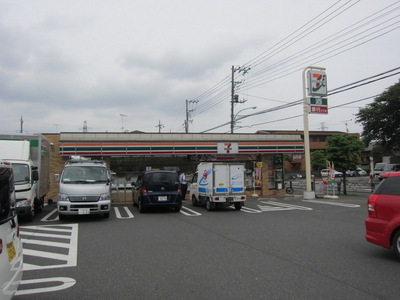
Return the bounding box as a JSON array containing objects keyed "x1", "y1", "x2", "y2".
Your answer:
[{"x1": 302, "y1": 66, "x2": 327, "y2": 200}]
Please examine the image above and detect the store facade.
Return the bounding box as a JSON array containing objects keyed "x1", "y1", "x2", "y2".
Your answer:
[{"x1": 44, "y1": 132, "x2": 304, "y2": 201}]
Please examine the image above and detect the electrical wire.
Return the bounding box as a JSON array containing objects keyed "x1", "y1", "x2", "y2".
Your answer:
[
  {"x1": 201, "y1": 68, "x2": 399, "y2": 132},
  {"x1": 188, "y1": 1, "x2": 400, "y2": 133}
]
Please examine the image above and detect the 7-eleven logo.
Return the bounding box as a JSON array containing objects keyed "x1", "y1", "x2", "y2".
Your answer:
[
  {"x1": 308, "y1": 70, "x2": 327, "y2": 96},
  {"x1": 218, "y1": 143, "x2": 238, "y2": 154}
]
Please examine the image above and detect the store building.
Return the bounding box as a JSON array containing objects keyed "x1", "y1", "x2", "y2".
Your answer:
[{"x1": 44, "y1": 132, "x2": 304, "y2": 201}]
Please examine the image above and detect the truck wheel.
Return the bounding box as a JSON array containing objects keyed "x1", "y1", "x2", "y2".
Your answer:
[
  {"x1": 26, "y1": 209, "x2": 34, "y2": 222},
  {"x1": 234, "y1": 202, "x2": 242, "y2": 210},
  {"x1": 103, "y1": 213, "x2": 110, "y2": 218},
  {"x1": 59, "y1": 214, "x2": 66, "y2": 220},
  {"x1": 192, "y1": 195, "x2": 198, "y2": 207},
  {"x1": 206, "y1": 199, "x2": 215, "y2": 211},
  {"x1": 34, "y1": 199, "x2": 43, "y2": 213}
]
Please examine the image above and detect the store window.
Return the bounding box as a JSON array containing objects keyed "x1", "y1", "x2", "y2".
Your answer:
[{"x1": 267, "y1": 154, "x2": 284, "y2": 189}]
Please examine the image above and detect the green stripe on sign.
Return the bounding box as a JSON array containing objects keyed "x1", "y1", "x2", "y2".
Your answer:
[{"x1": 310, "y1": 97, "x2": 328, "y2": 105}]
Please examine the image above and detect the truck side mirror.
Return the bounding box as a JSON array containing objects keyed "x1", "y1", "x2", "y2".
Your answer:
[{"x1": 32, "y1": 170, "x2": 39, "y2": 182}]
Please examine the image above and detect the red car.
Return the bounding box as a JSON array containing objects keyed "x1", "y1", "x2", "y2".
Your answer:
[{"x1": 365, "y1": 172, "x2": 400, "y2": 258}]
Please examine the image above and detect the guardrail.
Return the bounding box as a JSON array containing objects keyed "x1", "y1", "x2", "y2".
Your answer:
[{"x1": 285, "y1": 179, "x2": 375, "y2": 195}]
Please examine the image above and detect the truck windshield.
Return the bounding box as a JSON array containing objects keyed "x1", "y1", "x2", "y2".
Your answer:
[
  {"x1": 12, "y1": 163, "x2": 30, "y2": 185},
  {"x1": 62, "y1": 166, "x2": 109, "y2": 183}
]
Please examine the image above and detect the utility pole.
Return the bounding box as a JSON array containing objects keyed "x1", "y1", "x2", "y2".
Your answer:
[
  {"x1": 230, "y1": 65, "x2": 250, "y2": 133},
  {"x1": 156, "y1": 120, "x2": 164, "y2": 133},
  {"x1": 320, "y1": 122, "x2": 328, "y2": 131},
  {"x1": 83, "y1": 121, "x2": 88, "y2": 133},
  {"x1": 120, "y1": 114, "x2": 128, "y2": 132},
  {"x1": 20, "y1": 116, "x2": 23, "y2": 133},
  {"x1": 184, "y1": 99, "x2": 198, "y2": 133}
]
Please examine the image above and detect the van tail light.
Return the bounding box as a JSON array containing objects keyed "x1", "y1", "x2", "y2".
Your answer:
[
  {"x1": 141, "y1": 187, "x2": 148, "y2": 195},
  {"x1": 368, "y1": 194, "x2": 378, "y2": 218},
  {"x1": 177, "y1": 186, "x2": 182, "y2": 195}
]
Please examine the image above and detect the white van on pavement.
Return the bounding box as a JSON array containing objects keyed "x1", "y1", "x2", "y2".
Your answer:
[
  {"x1": 56, "y1": 158, "x2": 112, "y2": 219},
  {"x1": 0, "y1": 160, "x2": 23, "y2": 300}
]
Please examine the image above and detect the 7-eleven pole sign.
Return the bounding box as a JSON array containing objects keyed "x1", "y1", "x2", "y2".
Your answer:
[
  {"x1": 309, "y1": 97, "x2": 328, "y2": 114},
  {"x1": 307, "y1": 69, "x2": 328, "y2": 114},
  {"x1": 308, "y1": 70, "x2": 327, "y2": 96}
]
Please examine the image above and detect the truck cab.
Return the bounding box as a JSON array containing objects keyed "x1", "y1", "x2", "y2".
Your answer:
[{"x1": 0, "y1": 138, "x2": 50, "y2": 221}]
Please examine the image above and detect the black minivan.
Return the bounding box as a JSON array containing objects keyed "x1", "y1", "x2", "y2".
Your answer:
[{"x1": 132, "y1": 171, "x2": 183, "y2": 213}]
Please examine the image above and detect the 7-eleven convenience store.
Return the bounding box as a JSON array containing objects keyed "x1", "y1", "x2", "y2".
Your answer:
[{"x1": 44, "y1": 132, "x2": 304, "y2": 202}]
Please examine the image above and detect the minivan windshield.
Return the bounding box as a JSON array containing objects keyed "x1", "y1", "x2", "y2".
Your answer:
[
  {"x1": 12, "y1": 163, "x2": 30, "y2": 185},
  {"x1": 144, "y1": 172, "x2": 178, "y2": 185},
  {"x1": 62, "y1": 166, "x2": 109, "y2": 183}
]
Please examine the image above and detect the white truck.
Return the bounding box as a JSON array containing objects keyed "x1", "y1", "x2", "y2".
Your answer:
[
  {"x1": 0, "y1": 135, "x2": 50, "y2": 221},
  {"x1": 189, "y1": 162, "x2": 246, "y2": 211},
  {"x1": 56, "y1": 158, "x2": 112, "y2": 219}
]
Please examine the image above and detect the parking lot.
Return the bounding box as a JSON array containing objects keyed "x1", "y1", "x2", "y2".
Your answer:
[{"x1": 13, "y1": 192, "x2": 400, "y2": 300}]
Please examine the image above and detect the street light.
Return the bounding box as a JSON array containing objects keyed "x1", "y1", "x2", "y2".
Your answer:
[
  {"x1": 232, "y1": 106, "x2": 257, "y2": 132},
  {"x1": 120, "y1": 114, "x2": 128, "y2": 132}
]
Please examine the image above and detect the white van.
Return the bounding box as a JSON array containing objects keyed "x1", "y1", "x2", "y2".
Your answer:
[
  {"x1": 57, "y1": 159, "x2": 112, "y2": 219},
  {"x1": 0, "y1": 160, "x2": 23, "y2": 300}
]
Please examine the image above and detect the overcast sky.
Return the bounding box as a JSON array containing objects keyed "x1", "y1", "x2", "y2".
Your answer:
[{"x1": 1, "y1": 0, "x2": 399, "y2": 135}]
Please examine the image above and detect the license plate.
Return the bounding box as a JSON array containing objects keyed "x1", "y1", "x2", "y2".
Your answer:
[
  {"x1": 158, "y1": 196, "x2": 168, "y2": 201},
  {"x1": 227, "y1": 197, "x2": 234, "y2": 203},
  {"x1": 78, "y1": 208, "x2": 90, "y2": 215},
  {"x1": 7, "y1": 242, "x2": 16, "y2": 262}
]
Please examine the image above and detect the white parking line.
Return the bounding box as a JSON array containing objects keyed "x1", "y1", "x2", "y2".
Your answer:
[
  {"x1": 303, "y1": 200, "x2": 360, "y2": 207},
  {"x1": 180, "y1": 206, "x2": 202, "y2": 216},
  {"x1": 15, "y1": 277, "x2": 76, "y2": 296},
  {"x1": 40, "y1": 208, "x2": 59, "y2": 222},
  {"x1": 20, "y1": 224, "x2": 78, "y2": 271},
  {"x1": 114, "y1": 206, "x2": 135, "y2": 219},
  {"x1": 258, "y1": 201, "x2": 313, "y2": 211},
  {"x1": 241, "y1": 206, "x2": 262, "y2": 213}
]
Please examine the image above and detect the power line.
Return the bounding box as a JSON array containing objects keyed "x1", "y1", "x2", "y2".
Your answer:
[
  {"x1": 201, "y1": 68, "x2": 399, "y2": 132},
  {"x1": 190, "y1": 1, "x2": 400, "y2": 121}
]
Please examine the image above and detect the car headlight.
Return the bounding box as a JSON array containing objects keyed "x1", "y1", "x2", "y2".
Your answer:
[
  {"x1": 99, "y1": 194, "x2": 110, "y2": 201},
  {"x1": 59, "y1": 194, "x2": 70, "y2": 201}
]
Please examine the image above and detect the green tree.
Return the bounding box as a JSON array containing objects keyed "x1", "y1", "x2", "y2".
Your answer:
[
  {"x1": 311, "y1": 150, "x2": 326, "y2": 172},
  {"x1": 356, "y1": 80, "x2": 400, "y2": 152},
  {"x1": 326, "y1": 134, "x2": 365, "y2": 195}
]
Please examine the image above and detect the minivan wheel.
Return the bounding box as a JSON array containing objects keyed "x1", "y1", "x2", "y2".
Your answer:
[
  {"x1": 392, "y1": 230, "x2": 400, "y2": 259},
  {"x1": 174, "y1": 204, "x2": 182, "y2": 212},
  {"x1": 138, "y1": 200, "x2": 145, "y2": 213}
]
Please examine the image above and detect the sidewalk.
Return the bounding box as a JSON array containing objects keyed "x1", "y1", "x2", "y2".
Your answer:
[{"x1": 249, "y1": 192, "x2": 368, "y2": 202}]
